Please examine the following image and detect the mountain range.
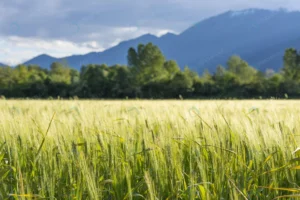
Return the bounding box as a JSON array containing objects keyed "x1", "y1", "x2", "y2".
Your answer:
[{"x1": 19, "y1": 8, "x2": 300, "y2": 73}]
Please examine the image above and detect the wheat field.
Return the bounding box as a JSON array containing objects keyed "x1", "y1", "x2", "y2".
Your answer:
[{"x1": 1, "y1": 100, "x2": 300, "y2": 199}]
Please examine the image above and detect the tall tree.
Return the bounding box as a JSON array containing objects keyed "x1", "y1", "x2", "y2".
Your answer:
[
  {"x1": 80, "y1": 64, "x2": 110, "y2": 97},
  {"x1": 283, "y1": 48, "x2": 300, "y2": 80},
  {"x1": 127, "y1": 43, "x2": 166, "y2": 85},
  {"x1": 163, "y1": 60, "x2": 180, "y2": 80},
  {"x1": 227, "y1": 55, "x2": 257, "y2": 83},
  {"x1": 50, "y1": 62, "x2": 72, "y2": 84}
]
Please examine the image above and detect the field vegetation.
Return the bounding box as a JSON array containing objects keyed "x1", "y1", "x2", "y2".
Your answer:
[{"x1": 1, "y1": 100, "x2": 300, "y2": 199}]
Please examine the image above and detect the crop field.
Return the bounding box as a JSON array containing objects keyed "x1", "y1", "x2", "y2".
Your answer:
[{"x1": 1, "y1": 100, "x2": 300, "y2": 199}]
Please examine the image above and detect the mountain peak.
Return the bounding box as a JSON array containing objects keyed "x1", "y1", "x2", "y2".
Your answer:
[
  {"x1": 36, "y1": 54, "x2": 56, "y2": 59},
  {"x1": 117, "y1": 33, "x2": 158, "y2": 47},
  {"x1": 0, "y1": 62, "x2": 8, "y2": 67},
  {"x1": 23, "y1": 54, "x2": 58, "y2": 69},
  {"x1": 229, "y1": 8, "x2": 266, "y2": 17},
  {"x1": 137, "y1": 33, "x2": 158, "y2": 40},
  {"x1": 160, "y1": 32, "x2": 177, "y2": 38},
  {"x1": 227, "y1": 8, "x2": 293, "y2": 18},
  {"x1": 19, "y1": 8, "x2": 300, "y2": 72}
]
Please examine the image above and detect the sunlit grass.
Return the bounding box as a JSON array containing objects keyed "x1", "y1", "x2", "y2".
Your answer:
[{"x1": 1, "y1": 100, "x2": 300, "y2": 199}]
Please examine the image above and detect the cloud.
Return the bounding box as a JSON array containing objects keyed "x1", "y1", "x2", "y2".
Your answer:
[
  {"x1": 0, "y1": 36, "x2": 104, "y2": 65},
  {"x1": 2, "y1": 0, "x2": 296, "y2": 40},
  {"x1": 0, "y1": 0, "x2": 299, "y2": 64},
  {"x1": 0, "y1": 26, "x2": 175, "y2": 65}
]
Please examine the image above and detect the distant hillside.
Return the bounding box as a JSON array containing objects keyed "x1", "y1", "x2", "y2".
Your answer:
[
  {"x1": 22, "y1": 8, "x2": 300, "y2": 73},
  {"x1": 23, "y1": 54, "x2": 58, "y2": 68}
]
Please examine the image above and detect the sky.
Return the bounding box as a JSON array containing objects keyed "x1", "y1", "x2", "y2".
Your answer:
[{"x1": 0, "y1": 0, "x2": 299, "y2": 65}]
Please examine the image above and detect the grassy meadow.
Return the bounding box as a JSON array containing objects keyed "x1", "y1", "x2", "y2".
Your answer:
[{"x1": 1, "y1": 100, "x2": 300, "y2": 199}]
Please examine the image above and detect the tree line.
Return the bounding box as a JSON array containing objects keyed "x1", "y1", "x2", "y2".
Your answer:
[{"x1": 1, "y1": 43, "x2": 300, "y2": 99}]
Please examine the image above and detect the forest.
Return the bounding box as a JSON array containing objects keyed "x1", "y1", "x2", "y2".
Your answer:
[{"x1": 1, "y1": 43, "x2": 300, "y2": 99}]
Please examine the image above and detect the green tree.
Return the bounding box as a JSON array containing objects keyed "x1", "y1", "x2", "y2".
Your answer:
[
  {"x1": 79, "y1": 64, "x2": 110, "y2": 97},
  {"x1": 283, "y1": 48, "x2": 300, "y2": 80},
  {"x1": 168, "y1": 71, "x2": 193, "y2": 97},
  {"x1": 163, "y1": 60, "x2": 180, "y2": 79},
  {"x1": 127, "y1": 43, "x2": 166, "y2": 85},
  {"x1": 213, "y1": 65, "x2": 240, "y2": 97},
  {"x1": 50, "y1": 62, "x2": 72, "y2": 84},
  {"x1": 107, "y1": 65, "x2": 134, "y2": 98},
  {"x1": 227, "y1": 55, "x2": 257, "y2": 83},
  {"x1": 0, "y1": 66, "x2": 14, "y2": 95}
]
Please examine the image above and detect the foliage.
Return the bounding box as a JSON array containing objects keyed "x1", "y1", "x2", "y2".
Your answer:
[
  {"x1": 1, "y1": 44, "x2": 300, "y2": 99},
  {"x1": 0, "y1": 100, "x2": 300, "y2": 199}
]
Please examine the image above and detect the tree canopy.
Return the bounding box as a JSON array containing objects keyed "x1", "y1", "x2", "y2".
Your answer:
[{"x1": 0, "y1": 43, "x2": 299, "y2": 99}]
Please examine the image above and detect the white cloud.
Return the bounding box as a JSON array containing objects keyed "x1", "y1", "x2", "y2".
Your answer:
[
  {"x1": 81, "y1": 41, "x2": 101, "y2": 49},
  {"x1": 0, "y1": 0, "x2": 298, "y2": 65},
  {"x1": 0, "y1": 36, "x2": 104, "y2": 65},
  {"x1": 87, "y1": 26, "x2": 177, "y2": 44},
  {"x1": 112, "y1": 27, "x2": 139, "y2": 34},
  {"x1": 102, "y1": 26, "x2": 177, "y2": 45},
  {"x1": 0, "y1": 26, "x2": 176, "y2": 65}
]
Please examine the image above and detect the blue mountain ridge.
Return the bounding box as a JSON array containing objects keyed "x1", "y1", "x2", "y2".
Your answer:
[{"x1": 21, "y1": 8, "x2": 300, "y2": 73}]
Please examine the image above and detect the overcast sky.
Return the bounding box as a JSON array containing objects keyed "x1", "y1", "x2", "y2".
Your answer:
[{"x1": 0, "y1": 0, "x2": 298, "y2": 65}]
